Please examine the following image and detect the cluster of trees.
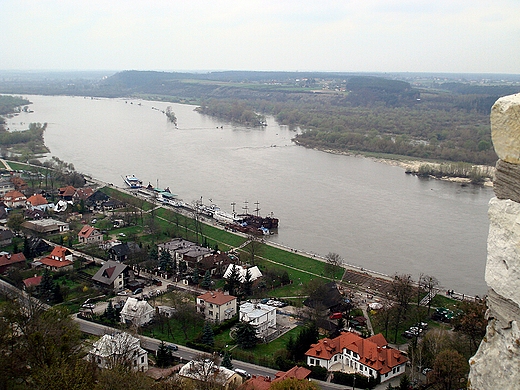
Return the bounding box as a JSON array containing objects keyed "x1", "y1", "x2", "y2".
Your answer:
[
  {"x1": 195, "y1": 99, "x2": 266, "y2": 126},
  {"x1": 0, "y1": 95, "x2": 30, "y2": 120},
  {"x1": 414, "y1": 162, "x2": 494, "y2": 183}
]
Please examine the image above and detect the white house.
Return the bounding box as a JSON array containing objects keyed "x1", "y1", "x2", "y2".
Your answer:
[
  {"x1": 223, "y1": 264, "x2": 262, "y2": 282},
  {"x1": 196, "y1": 291, "x2": 237, "y2": 323},
  {"x1": 239, "y1": 301, "x2": 277, "y2": 339},
  {"x1": 120, "y1": 297, "x2": 155, "y2": 327},
  {"x1": 305, "y1": 332, "x2": 408, "y2": 383},
  {"x1": 88, "y1": 332, "x2": 148, "y2": 372}
]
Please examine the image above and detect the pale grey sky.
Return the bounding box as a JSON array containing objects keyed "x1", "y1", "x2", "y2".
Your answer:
[{"x1": 2, "y1": 0, "x2": 519, "y2": 74}]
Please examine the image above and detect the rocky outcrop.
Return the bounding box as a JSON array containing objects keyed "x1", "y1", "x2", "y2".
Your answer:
[{"x1": 468, "y1": 93, "x2": 520, "y2": 389}]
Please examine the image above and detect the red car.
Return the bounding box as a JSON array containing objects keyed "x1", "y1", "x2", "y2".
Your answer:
[{"x1": 329, "y1": 312, "x2": 343, "y2": 319}]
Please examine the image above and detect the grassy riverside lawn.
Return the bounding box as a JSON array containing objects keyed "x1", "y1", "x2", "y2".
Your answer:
[{"x1": 101, "y1": 186, "x2": 343, "y2": 297}]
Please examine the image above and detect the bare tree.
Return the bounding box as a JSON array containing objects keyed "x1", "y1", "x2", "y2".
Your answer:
[
  {"x1": 324, "y1": 252, "x2": 343, "y2": 279},
  {"x1": 243, "y1": 235, "x2": 263, "y2": 266},
  {"x1": 419, "y1": 274, "x2": 440, "y2": 315},
  {"x1": 390, "y1": 273, "x2": 414, "y2": 343},
  {"x1": 179, "y1": 353, "x2": 233, "y2": 390}
]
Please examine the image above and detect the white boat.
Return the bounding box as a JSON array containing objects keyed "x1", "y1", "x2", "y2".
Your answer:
[
  {"x1": 214, "y1": 210, "x2": 243, "y2": 224},
  {"x1": 123, "y1": 175, "x2": 143, "y2": 189}
]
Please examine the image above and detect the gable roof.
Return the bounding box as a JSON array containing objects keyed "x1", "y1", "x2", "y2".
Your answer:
[
  {"x1": 120, "y1": 297, "x2": 154, "y2": 318},
  {"x1": 92, "y1": 260, "x2": 128, "y2": 285},
  {"x1": 0, "y1": 229, "x2": 14, "y2": 241},
  {"x1": 50, "y1": 246, "x2": 72, "y2": 260},
  {"x1": 274, "y1": 366, "x2": 311, "y2": 382},
  {"x1": 58, "y1": 185, "x2": 76, "y2": 197},
  {"x1": 23, "y1": 275, "x2": 42, "y2": 287},
  {"x1": 74, "y1": 187, "x2": 94, "y2": 200},
  {"x1": 0, "y1": 252, "x2": 26, "y2": 267},
  {"x1": 197, "y1": 290, "x2": 236, "y2": 306},
  {"x1": 78, "y1": 225, "x2": 101, "y2": 239}
]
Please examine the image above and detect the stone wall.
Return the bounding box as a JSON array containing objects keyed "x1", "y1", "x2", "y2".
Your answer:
[{"x1": 468, "y1": 93, "x2": 520, "y2": 389}]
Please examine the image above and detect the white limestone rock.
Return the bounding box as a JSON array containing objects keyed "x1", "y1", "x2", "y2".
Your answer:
[
  {"x1": 491, "y1": 93, "x2": 520, "y2": 164},
  {"x1": 468, "y1": 320, "x2": 520, "y2": 390},
  {"x1": 486, "y1": 197, "x2": 520, "y2": 307}
]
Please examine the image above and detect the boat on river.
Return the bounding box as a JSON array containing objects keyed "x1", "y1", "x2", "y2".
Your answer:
[{"x1": 123, "y1": 175, "x2": 143, "y2": 189}]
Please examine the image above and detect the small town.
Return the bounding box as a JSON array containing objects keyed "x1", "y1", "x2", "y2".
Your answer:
[{"x1": 0, "y1": 155, "x2": 484, "y2": 390}]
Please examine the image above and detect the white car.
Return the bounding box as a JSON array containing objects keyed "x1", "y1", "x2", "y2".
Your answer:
[
  {"x1": 117, "y1": 290, "x2": 129, "y2": 296},
  {"x1": 82, "y1": 303, "x2": 95, "y2": 309}
]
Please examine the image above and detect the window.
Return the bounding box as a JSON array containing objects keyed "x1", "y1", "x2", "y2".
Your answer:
[
  {"x1": 141, "y1": 356, "x2": 145, "y2": 363},
  {"x1": 310, "y1": 358, "x2": 314, "y2": 365}
]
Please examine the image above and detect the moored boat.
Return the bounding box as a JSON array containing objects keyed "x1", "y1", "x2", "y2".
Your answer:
[{"x1": 123, "y1": 175, "x2": 143, "y2": 189}]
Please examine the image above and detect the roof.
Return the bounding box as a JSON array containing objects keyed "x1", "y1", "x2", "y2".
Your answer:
[
  {"x1": 39, "y1": 257, "x2": 73, "y2": 268},
  {"x1": 120, "y1": 297, "x2": 154, "y2": 318},
  {"x1": 274, "y1": 366, "x2": 311, "y2": 382},
  {"x1": 305, "y1": 331, "x2": 407, "y2": 375},
  {"x1": 92, "y1": 260, "x2": 128, "y2": 285},
  {"x1": 78, "y1": 225, "x2": 101, "y2": 239},
  {"x1": 0, "y1": 252, "x2": 26, "y2": 267},
  {"x1": 50, "y1": 246, "x2": 72, "y2": 260},
  {"x1": 23, "y1": 275, "x2": 42, "y2": 287},
  {"x1": 4, "y1": 190, "x2": 26, "y2": 200},
  {"x1": 223, "y1": 264, "x2": 263, "y2": 282},
  {"x1": 197, "y1": 290, "x2": 236, "y2": 306},
  {"x1": 90, "y1": 332, "x2": 144, "y2": 358},
  {"x1": 74, "y1": 187, "x2": 94, "y2": 200},
  {"x1": 58, "y1": 186, "x2": 76, "y2": 197},
  {"x1": 303, "y1": 281, "x2": 343, "y2": 311},
  {"x1": 0, "y1": 229, "x2": 14, "y2": 241},
  {"x1": 27, "y1": 194, "x2": 48, "y2": 206},
  {"x1": 240, "y1": 302, "x2": 276, "y2": 322}
]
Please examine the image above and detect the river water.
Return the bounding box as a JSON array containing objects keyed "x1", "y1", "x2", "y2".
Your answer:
[{"x1": 7, "y1": 95, "x2": 494, "y2": 296}]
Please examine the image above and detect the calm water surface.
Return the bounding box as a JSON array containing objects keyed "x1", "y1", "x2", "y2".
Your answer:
[{"x1": 8, "y1": 95, "x2": 494, "y2": 296}]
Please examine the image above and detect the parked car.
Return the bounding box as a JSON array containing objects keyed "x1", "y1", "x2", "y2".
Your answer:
[
  {"x1": 234, "y1": 368, "x2": 251, "y2": 378},
  {"x1": 133, "y1": 288, "x2": 143, "y2": 295},
  {"x1": 82, "y1": 303, "x2": 95, "y2": 309},
  {"x1": 166, "y1": 343, "x2": 178, "y2": 351},
  {"x1": 117, "y1": 290, "x2": 129, "y2": 296},
  {"x1": 422, "y1": 368, "x2": 433, "y2": 376},
  {"x1": 329, "y1": 312, "x2": 343, "y2": 320}
]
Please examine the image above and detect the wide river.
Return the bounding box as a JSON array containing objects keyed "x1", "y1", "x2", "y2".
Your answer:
[{"x1": 8, "y1": 95, "x2": 494, "y2": 296}]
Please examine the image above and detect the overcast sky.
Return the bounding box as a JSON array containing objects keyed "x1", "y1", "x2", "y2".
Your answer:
[{"x1": 2, "y1": 0, "x2": 519, "y2": 74}]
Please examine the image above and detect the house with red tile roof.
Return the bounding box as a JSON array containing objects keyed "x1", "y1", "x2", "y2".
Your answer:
[
  {"x1": 23, "y1": 275, "x2": 42, "y2": 288},
  {"x1": 78, "y1": 225, "x2": 103, "y2": 244},
  {"x1": 196, "y1": 290, "x2": 237, "y2": 322},
  {"x1": 0, "y1": 252, "x2": 26, "y2": 273},
  {"x1": 3, "y1": 190, "x2": 27, "y2": 208},
  {"x1": 26, "y1": 193, "x2": 53, "y2": 211},
  {"x1": 58, "y1": 185, "x2": 76, "y2": 201},
  {"x1": 38, "y1": 246, "x2": 74, "y2": 272},
  {"x1": 239, "y1": 366, "x2": 311, "y2": 390},
  {"x1": 73, "y1": 187, "x2": 94, "y2": 202},
  {"x1": 305, "y1": 331, "x2": 407, "y2": 383}
]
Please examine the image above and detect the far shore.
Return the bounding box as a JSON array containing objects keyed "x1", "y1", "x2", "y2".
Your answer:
[{"x1": 314, "y1": 147, "x2": 495, "y2": 187}]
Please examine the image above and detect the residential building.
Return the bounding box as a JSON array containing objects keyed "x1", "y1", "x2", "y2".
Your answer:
[
  {"x1": 158, "y1": 238, "x2": 213, "y2": 267},
  {"x1": 305, "y1": 331, "x2": 408, "y2": 383},
  {"x1": 239, "y1": 302, "x2": 277, "y2": 339},
  {"x1": 0, "y1": 229, "x2": 14, "y2": 246},
  {"x1": 78, "y1": 225, "x2": 103, "y2": 244},
  {"x1": 0, "y1": 252, "x2": 26, "y2": 273},
  {"x1": 26, "y1": 194, "x2": 52, "y2": 211},
  {"x1": 120, "y1": 297, "x2": 155, "y2": 327},
  {"x1": 108, "y1": 242, "x2": 142, "y2": 262},
  {"x1": 38, "y1": 246, "x2": 74, "y2": 272},
  {"x1": 88, "y1": 332, "x2": 148, "y2": 372},
  {"x1": 197, "y1": 290, "x2": 237, "y2": 322},
  {"x1": 21, "y1": 218, "x2": 70, "y2": 234},
  {"x1": 92, "y1": 260, "x2": 130, "y2": 290},
  {"x1": 58, "y1": 185, "x2": 76, "y2": 201},
  {"x1": 0, "y1": 180, "x2": 15, "y2": 196},
  {"x1": 3, "y1": 190, "x2": 27, "y2": 208},
  {"x1": 239, "y1": 366, "x2": 311, "y2": 390},
  {"x1": 23, "y1": 275, "x2": 42, "y2": 289},
  {"x1": 178, "y1": 360, "x2": 242, "y2": 390}
]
